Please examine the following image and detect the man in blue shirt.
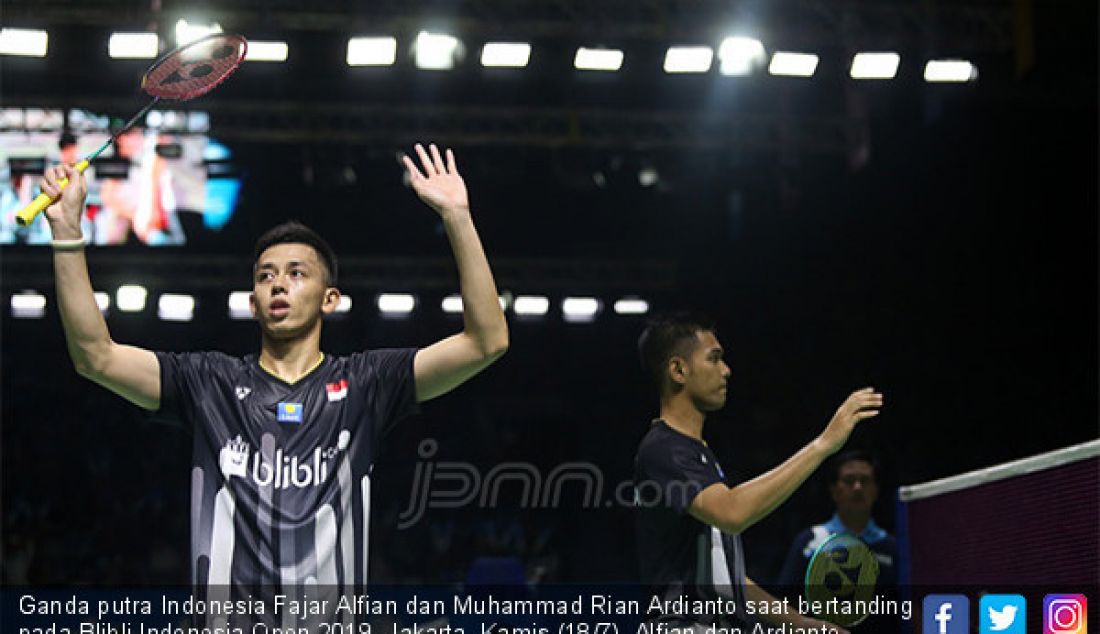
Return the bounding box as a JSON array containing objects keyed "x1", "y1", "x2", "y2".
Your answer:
[{"x1": 778, "y1": 450, "x2": 897, "y2": 589}]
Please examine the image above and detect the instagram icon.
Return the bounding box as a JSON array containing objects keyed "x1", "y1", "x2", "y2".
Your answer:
[{"x1": 1045, "y1": 595, "x2": 1087, "y2": 634}]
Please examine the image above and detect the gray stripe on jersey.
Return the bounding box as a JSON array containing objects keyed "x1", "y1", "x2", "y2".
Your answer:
[
  {"x1": 258, "y1": 432, "x2": 277, "y2": 585},
  {"x1": 695, "y1": 532, "x2": 708, "y2": 587},
  {"x1": 730, "y1": 534, "x2": 746, "y2": 587},
  {"x1": 315, "y1": 504, "x2": 338, "y2": 585},
  {"x1": 338, "y1": 456, "x2": 356, "y2": 584},
  {"x1": 361, "y1": 475, "x2": 372, "y2": 589},
  {"x1": 709, "y1": 527, "x2": 733, "y2": 598},
  {"x1": 191, "y1": 467, "x2": 209, "y2": 575},
  {"x1": 279, "y1": 515, "x2": 298, "y2": 631},
  {"x1": 208, "y1": 486, "x2": 236, "y2": 631},
  {"x1": 338, "y1": 455, "x2": 355, "y2": 624}
]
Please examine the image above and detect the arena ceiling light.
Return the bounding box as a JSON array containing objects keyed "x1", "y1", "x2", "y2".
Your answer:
[
  {"x1": 108, "y1": 32, "x2": 159, "y2": 59},
  {"x1": 0, "y1": 28, "x2": 49, "y2": 57},
  {"x1": 850, "y1": 52, "x2": 900, "y2": 79},
  {"x1": 441, "y1": 294, "x2": 509, "y2": 313},
  {"x1": 513, "y1": 295, "x2": 550, "y2": 316},
  {"x1": 246, "y1": 40, "x2": 289, "y2": 63},
  {"x1": 768, "y1": 52, "x2": 819, "y2": 77},
  {"x1": 480, "y1": 42, "x2": 531, "y2": 68},
  {"x1": 663, "y1": 46, "x2": 713, "y2": 73},
  {"x1": 613, "y1": 298, "x2": 649, "y2": 315},
  {"x1": 562, "y1": 297, "x2": 601, "y2": 323},
  {"x1": 717, "y1": 37, "x2": 765, "y2": 76},
  {"x1": 94, "y1": 292, "x2": 111, "y2": 314},
  {"x1": 10, "y1": 292, "x2": 46, "y2": 319},
  {"x1": 377, "y1": 293, "x2": 414, "y2": 314},
  {"x1": 924, "y1": 59, "x2": 978, "y2": 83},
  {"x1": 573, "y1": 47, "x2": 624, "y2": 72},
  {"x1": 414, "y1": 31, "x2": 461, "y2": 70},
  {"x1": 228, "y1": 291, "x2": 252, "y2": 320},
  {"x1": 158, "y1": 293, "x2": 195, "y2": 322},
  {"x1": 442, "y1": 294, "x2": 464, "y2": 314},
  {"x1": 116, "y1": 285, "x2": 148, "y2": 313},
  {"x1": 347, "y1": 37, "x2": 397, "y2": 66},
  {"x1": 336, "y1": 295, "x2": 353, "y2": 314},
  {"x1": 174, "y1": 19, "x2": 222, "y2": 47}
]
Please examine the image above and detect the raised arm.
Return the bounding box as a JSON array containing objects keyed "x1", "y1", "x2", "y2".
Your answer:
[
  {"x1": 402, "y1": 144, "x2": 509, "y2": 402},
  {"x1": 41, "y1": 164, "x2": 161, "y2": 410},
  {"x1": 689, "y1": 388, "x2": 883, "y2": 534}
]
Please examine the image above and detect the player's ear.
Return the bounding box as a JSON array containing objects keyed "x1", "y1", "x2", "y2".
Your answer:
[
  {"x1": 248, "y1": 292, "x2": 257, "y2": 319},
  {"x1": 320, "y1": 287, "x2": 341, "y2": 315},
  {"x1": 668, "y1": 356, "x2": 689, "y2": 386}
]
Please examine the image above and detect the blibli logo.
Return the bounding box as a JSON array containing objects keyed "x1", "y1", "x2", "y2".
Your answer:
[{"x1": 218, "y1": 431, "x2": 351, "y2": 489}]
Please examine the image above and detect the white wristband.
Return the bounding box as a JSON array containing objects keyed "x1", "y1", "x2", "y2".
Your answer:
[{"x1": 50, "y1": 236, "x2": 87, "y2": 251}]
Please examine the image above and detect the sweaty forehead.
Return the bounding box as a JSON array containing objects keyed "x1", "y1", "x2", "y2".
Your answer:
[{"x1": 256, "y1": 243, "x2": 322, "y2": 268}]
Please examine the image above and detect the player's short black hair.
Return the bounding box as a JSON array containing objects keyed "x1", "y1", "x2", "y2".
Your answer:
[
  {"x1": 637, "y1": 312, "x2": 717, "y2": 390},
  {"x1": 253, "y1": 221, "x2": 338, "y2": 286},
  {"x1": 59, "y1": 131, "x2": 77, "y2": 149},
  {"x1": 826, "y1": 449, "x2": 879, "y2": 485}
]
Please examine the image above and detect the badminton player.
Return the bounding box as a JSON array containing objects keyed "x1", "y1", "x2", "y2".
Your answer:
[
  {"x1": 40, "y1": 144, "x2": 508, "y2": 596},
  {"x1": 634, "y1": 313, "x2": 883, "y2": 633}
]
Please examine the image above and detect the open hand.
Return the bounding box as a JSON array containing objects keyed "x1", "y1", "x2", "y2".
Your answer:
[
  {"x1": 820, "y1": 387, "x2": 884, "y2": 453},
  {"x1": 403, "y1": 143, "x2": 469, "y2": 218}
]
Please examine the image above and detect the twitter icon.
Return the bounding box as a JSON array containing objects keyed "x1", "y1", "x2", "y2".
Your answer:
[{"x1": 980, "y1": 594, "x2": 1026, "y2": 634}]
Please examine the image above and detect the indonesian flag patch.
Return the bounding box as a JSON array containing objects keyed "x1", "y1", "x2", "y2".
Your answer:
[{"x1": 326, "y1": 378, "x2": 349, "y2": 402}]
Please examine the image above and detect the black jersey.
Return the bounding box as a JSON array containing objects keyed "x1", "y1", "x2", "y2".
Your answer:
[
  {"x1": 634, "y1": 420, "x2": 749, "y2": 626},
  {"x1": 155, "y1": 348, "x2": 418, "y2": 603}
]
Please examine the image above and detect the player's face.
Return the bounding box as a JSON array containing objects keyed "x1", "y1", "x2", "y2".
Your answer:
[
  {"x1": 682, "y1": 330, "x2": 731, "y2": 412},
  {"x1": 829, "y1": 460, "x2": 879, "y2": 514},
  {"x1": 251, "y1": 243, "x2": 338, "y2": 339}
]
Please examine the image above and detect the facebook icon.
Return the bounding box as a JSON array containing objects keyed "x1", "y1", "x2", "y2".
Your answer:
[{"x1": 923, "y1": 595, "x2": 970, "y2": 634}]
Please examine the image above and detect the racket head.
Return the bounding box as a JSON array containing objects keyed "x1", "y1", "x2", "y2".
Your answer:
[
  {"x1": 803, "y1": 532, "x2": 881, "y2": 627},
  {"x1": 141, "y1": 33, "x2": 247, "y2": 101}
]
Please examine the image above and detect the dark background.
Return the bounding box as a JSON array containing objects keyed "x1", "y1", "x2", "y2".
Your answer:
[{"x1": 2, "y1": 0, "x2": 1096, "y2": 587}]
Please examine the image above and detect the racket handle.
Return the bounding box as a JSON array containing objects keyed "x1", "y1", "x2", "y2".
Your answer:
[{"x1": 15, "y1": 159, "x2": 91, "y2": 227}]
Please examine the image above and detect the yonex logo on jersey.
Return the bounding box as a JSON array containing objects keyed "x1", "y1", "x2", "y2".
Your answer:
[
  {"x1": 326, "y1": 378, "x2": 349, "y2": 402},
  {"x1": 235, "y1": 386, "x2": 251, "y2": 400},
  {"x1": 277, "y1": 402, "x2": 303, "y2": 423}
]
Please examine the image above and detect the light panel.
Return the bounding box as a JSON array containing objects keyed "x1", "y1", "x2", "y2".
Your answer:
[
  {"x1": 109, "y1": 32, "x2": 159, "y2": 59},
  {"x1": 562, "y1": 297, "x2": 601, "y2": 323},
  {"x1": 663, "y1": 46, "x2": 713, "y2": 73},
  {"x1": 158, "y1": 294, "x2": 195, "y2": 322},
  {"x1": 347, "y1": 37, "x2": 396, "y2": 66},
  {"x1": 613, "y1": 298, "x2": 649, "y2": 315},
  {"x1": 246, "y1": 40, "x2": 289, "y2": 62},
  {"x1": 850, "y1": 52, "x2": 901, "y2": 79},
  {"x1": 574, "y1": 47, "x2": 624, "y2": 72},
  {"x1": 514, "y1": 295, "x2": 550, "y2": 316},
  {"x1": 481, "y1": 42, "x2": 531, "y2": 68},
  {"x1": 377, "y1": 293, "x2": 414, "y2": 314},
  {"x1": 174, "y1": 19, "x2": 222, "y2": 47},
  {"x1": 228, "y1": 291, "x2": 252, "y2": 320},
  {"x1": 116, "y1": 285, "x2": 147, "y2": 313},
  {"x1": 0, "y1": 28, "x2": 48, "y2": 57},
  {"x1": 924, "y1": 59, "x2": 978, "y2": 83},
  {"x1": 11, "y1": 292, "x2": 46, "y2": 319},
  {"x1": 768, "y1": 52, "x2": 818, "y2": 77},
  {"x1": 414, "y1": 31, "x2": 460, "y2": 70},
  {"x1": 718, "y1": 37, "x2": 765, "y2": 76}
]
